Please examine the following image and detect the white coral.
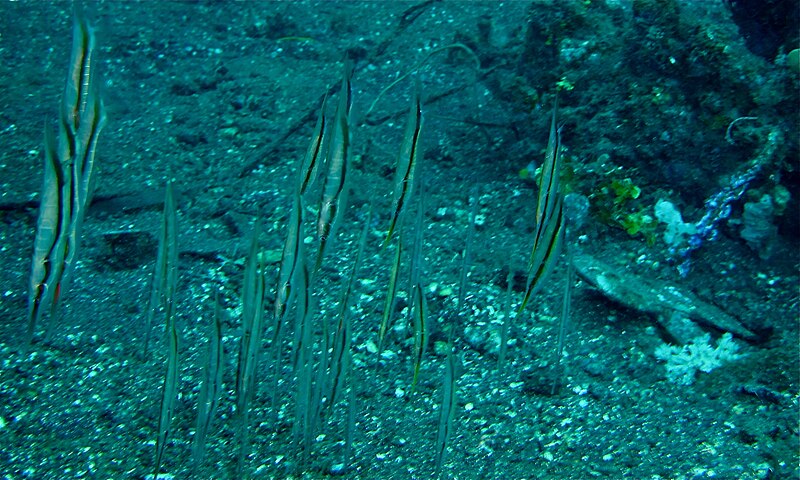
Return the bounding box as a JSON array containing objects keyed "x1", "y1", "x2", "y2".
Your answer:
[
  {"x1": 654, "y1": 199, "x2": 697, "y2": 246},
  {"x1": 654, "y1": 333, "x2": 743, "y2": 385}
]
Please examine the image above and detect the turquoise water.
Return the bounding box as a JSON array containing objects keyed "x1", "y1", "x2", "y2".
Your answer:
[{"x1": 0, "y1": 1, "x2": 797, "y2": 479}]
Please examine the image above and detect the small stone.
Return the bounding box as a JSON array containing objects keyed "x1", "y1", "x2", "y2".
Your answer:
[
  {"x1": 218, "y1": 126, "x2": 239, "y2": 138},
  {"x1": 259, "y1": 249, "x2": 282, "y2": 265}
]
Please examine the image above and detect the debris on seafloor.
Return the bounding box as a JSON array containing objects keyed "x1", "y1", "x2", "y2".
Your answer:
[{"x1": 572, "y1": 252, "x2": 758, "y2": 343}]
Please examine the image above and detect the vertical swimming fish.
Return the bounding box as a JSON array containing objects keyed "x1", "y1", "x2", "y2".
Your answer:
[
  {"x1": 383, "y1": 80, "x2": 423, "y2": 249},
  {"x1": 410, "y1": 281, "x2": 428, "y2": 393},
  {"x1": 378, "y1": 234, "x2": 402, "y2": 354},
  {"x1": 63, "y1": 9, "x2": 96, "y2": 131},
  {"x1": 315, "y1": 59, "x2": 353, "y2": 274},
  {"x1": 53, "y1": 8, "x2": 107, "y2": 328},
  {"x1": 274, "y1": 190, "x2": 304, "y2": 332},
  {"x1": 153, "y1": 182, "x2": 179, "y2": 479},
  {"x1": 298, "y1": 95, "x2": 328, "y2": 197},
  {"x1": 408, "y1": 181, "x2": 427, "y2": 393},
  {"x1": 27, "y1": 125, "x2": 69, "y2": 345},
  {"x1": 275, "y1": 94, "x2": 328, "y2": 335},
  {"x1": 498, "y1": 260, "x2": 514, "y2": 371},
  {"x1": 153, "y1": 306, "x2": 179, "y2": 479},
  {"x1": 328, "y1": 207, "x2": 370, "y2": 408},
  {"x1": 235, "y1": 217, "x2": 266, "y2": 477},
  {"x1": 291, "y1": 263, "x2": 311, "y2": 371},
  {"x1": 274, "y1": 94, "x2": 329, "y2": 388},
  {"x1": 191, "y1": 291, "x2": 225, "y2": 468},
  {"x1": 435, "y1": 347, "x2": 459, "y2": 476},
  {"x1": 27, "y1": 7, "x2": 105, "y2": 344},
  {"x1": 519, "y1": 101, "x2": 565, "y2": 313},
  {"x1": 270, "y1": 188, "x2": 303, "y2": 411},
  {"x1": 552, "y1": 250, "x2": 573, "y2": 395},
  {"x1": 143, "y1": 181, "x2": 178, "y2": 358}
]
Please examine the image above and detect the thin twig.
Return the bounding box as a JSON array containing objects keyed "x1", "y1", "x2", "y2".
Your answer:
[
  {"x1": 725, "y1": 116, "x2": 758, "y2": 144},
  {"x1": 364, "y1": 43, "x2": 483, "y2": 122}
]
